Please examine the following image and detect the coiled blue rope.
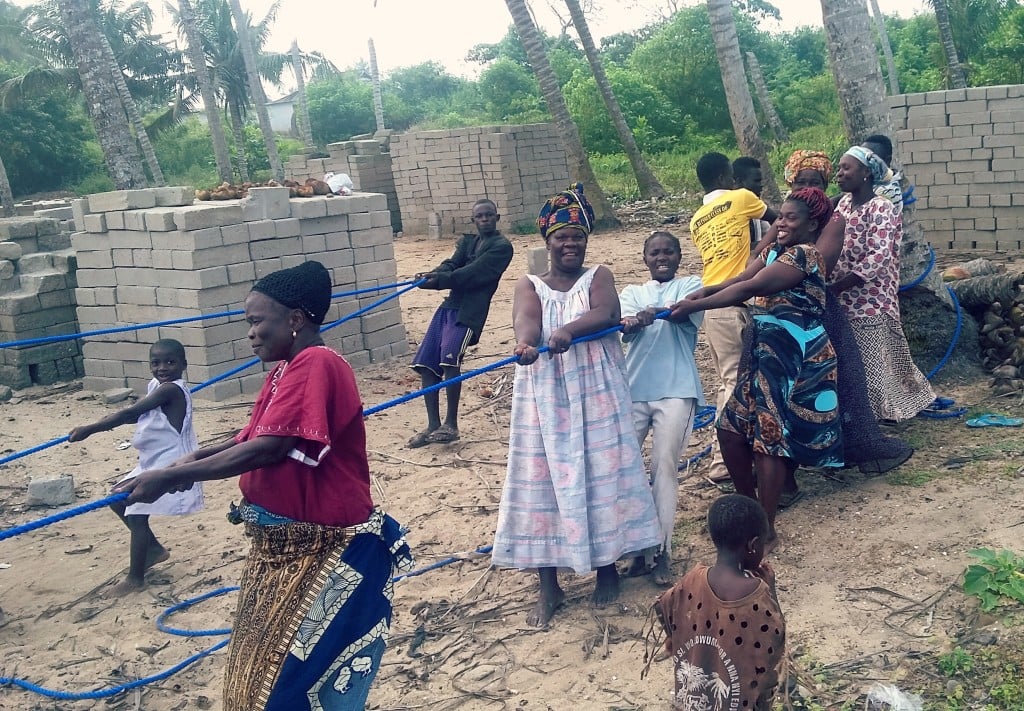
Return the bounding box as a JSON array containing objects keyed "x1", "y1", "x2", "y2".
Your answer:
[
  {"x1": 0, "y1": 280, "x2": 419, "y2": 350},
  {"x1": 898, "y1": 244, "x2": 935, "y2": 292}
]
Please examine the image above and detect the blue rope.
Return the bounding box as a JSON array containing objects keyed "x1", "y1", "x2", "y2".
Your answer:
[
  {"x1": 392, "y1": 545, "x2": 494, "y2": 583},
  {"x1": 0, "y1": 281, "x2": 419, "y2": 350},
  {"x1": 898, "y1": 244, "x2": 935, "y2": 292},
  {"x1": 0, "y1": 492, "x2": 127, "y2": 543},
  {"x1": 0, "y1": 281, "x2": 423, "y2": 461},
  {"x1": 156, "y1": 585, "x2": 238, "y2": 637},
  {"x1": 925, "y1": 286, "x2": 961, "y2": 381},
  {"x1": 0, "y1": 639, "x2": 230, "y2": 700}
]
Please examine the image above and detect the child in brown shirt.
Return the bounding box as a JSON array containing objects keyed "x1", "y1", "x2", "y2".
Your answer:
[{"x1": 652, "y1": 494, "x2": 785, "y2": 710}]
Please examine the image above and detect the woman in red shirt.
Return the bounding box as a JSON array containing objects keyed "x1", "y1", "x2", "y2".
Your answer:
[{"x1": 117, "y1": 260, "x2": 411, "y2": 711}]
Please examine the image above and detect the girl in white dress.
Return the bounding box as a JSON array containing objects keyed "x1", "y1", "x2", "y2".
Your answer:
[{"x1": 70, "y1": 339, "x2": 203, "y2": 595}]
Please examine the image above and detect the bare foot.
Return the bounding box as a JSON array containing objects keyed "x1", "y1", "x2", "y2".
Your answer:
[
  {"x1": 108, "y1": 577, "x2": 146, "y2": 597},
  {"x1": 652, "y1": 554, "x2": 673, "y2": 586},
  {"x1": 145, "y1": 545, "x2": 170, "y2": 571},
  {"x1": 764, "y1": 530, "x2": 779, "y2": 554},
  {"x1": 526, "y1": 587, "x2": 565, "y2": 627},
  {"x1": 592, "y1": 564, "x2": 620, "y2": 607}
]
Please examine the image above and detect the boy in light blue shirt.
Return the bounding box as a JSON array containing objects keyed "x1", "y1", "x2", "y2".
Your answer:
[{"x1": 620, "y1": 231, "x2": 704, "y2": 585}]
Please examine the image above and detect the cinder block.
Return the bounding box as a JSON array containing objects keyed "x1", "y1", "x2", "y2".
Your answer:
[
  {"x1": 298, "y1": 215, "x2": 348, "y2": 236},
  {"x1": 122, "y1": 210, "x2": 148, "y2": 231},
  {"x1": 153, "y1": 186, "x2": 194, "y2": 207},
  {"x1": 241, "y1": 187, "x2": 291, "y2": 221},
  {"x1": 247, "y1": 220, "x2": 276, "y2": 241},
  {"x1": 220, "y1": 223, "x2": 250, "y2": 246},
  {"x1": 274, "y1": 218, "x2": 301, "y2": 238},
  {"x1": 289, "y1": 198, "x2": 328, "y2": 219},
  {"x1": 27, "y1": 475, "x2": 76, "y2": 506},
  {"x1": 102, "y1": 211, "x2": 124, "y2": 230},
  {"x1": 0, "y1": 241, "x2": 22, "y2": 260},
  {"x1": 527, "y1": 246, "x2": 549, "y2": 275},
  {"x1": 71, "y1": 198, "x2": 90, "y2": 231},
  {"x1": 88, "y1": 190, "x2": 157, "y2": 213},
  {"x1": 144, "y1": 208, "x2": 178, "y2": 232},
  {"x1": 82, "y1": 213, "x2": 107, "y2": 233},
  {"x1": 250, "y1": 236, "x2": 302, "y2": 261},
  {"x1": 173, "y1": 204, "x2": 244, "y2": 231}
]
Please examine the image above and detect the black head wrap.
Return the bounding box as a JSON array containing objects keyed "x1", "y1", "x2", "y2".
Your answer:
[{"x1": 251, "y1": 261, "x2": 332, "y2": 324}]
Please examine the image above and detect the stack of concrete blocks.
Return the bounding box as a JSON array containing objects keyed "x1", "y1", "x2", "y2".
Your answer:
[
  {"x1": 71, "y1": 186, "x2": 409, "y2": 402},
  {"x1": 12, "y1": 198, "x2": 73, "y2": 218},
  {"x1": 390, "y1": 123, "x2": 570, "y2": 238},
  {"x1": 284, "y1": 135, "x2": 402, "y2": 234},
  {"x1": 0, "y1": 217, "x2": 82, "y2": 389},
  {"x1": 891, "y1": 85, "x2": 1024, "y2": 251}
]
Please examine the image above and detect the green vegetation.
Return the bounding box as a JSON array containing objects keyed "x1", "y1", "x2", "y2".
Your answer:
[
  {"x1": 2, "y1": 1, "x2": 1023, "y2": 198},
  {"x1": 963, "y1": 548, "x2": 1024, "y2": 611}
]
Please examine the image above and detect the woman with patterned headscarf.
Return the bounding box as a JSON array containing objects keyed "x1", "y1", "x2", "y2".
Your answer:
[
  {"x1": 492, "y1": 183, "x2": 662, "y2": 627},
  {"x1": 784, "y1": 150, "x2": 833, "y2": 191},
  {"x1": 833, "y1": 147, "x2": 935, "y2": 422}
]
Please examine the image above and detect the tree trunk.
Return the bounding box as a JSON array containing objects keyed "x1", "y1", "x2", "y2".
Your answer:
[
  {"x1": 503, "y1": 0, "x2": 619, "y2": 228},
  {"x1": 58, "y1": 0, "x2": 147, "y2": 190},
  {"x1": 98, "y1": 30, "x2": 164, "y2": 186},
  {"x1": 821, "y1": 0, "x2": 893, "y2": 143},
  {"x1": 228, "y1": 102, "x2": 250, "y2": 182},
  {"x1": 179, "y1": 0, "x2": 233, "y2": 183},
  {"x1": 290, "y1": 40, "x2": 315, "y2": 150},
  {"x1": 227, "y1": 0, "x2": 283, "y2": 180},
  {"x1": 949, "y1": 273, "x2": 1024, "y2": 310},
  {"x1": 0, "y1": 151, "x2": 14, "y2": 217},
  {"x1": 744, "y1": 51, "x2": 789, "y2": 143},
  {"x1": 867, "y1": 0, "x2": 900, "y2": 95},
  {"x1": 706, "y1": 0, "x2": 782, "y2": 205},
  {"x1": 564, "y1": 0, "x2": 666, "y2": 200},
  {"x1": 368, "y1": 38, "x2": 385, "y2": 133},
  {"x1": 931, "y1": 0, "x2": 968, "y2": 88},
  {"x1": 820, "y1": 0, "x2": 979, "y2": 374}
]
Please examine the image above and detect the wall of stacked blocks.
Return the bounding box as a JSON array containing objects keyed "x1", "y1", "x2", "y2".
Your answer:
[
  {"x1": 891, "y1": 85, "x2": 1024, "y2": 251},
  {"x1": 0, "y1": 95, "x2": 1021, "y2": 394}
]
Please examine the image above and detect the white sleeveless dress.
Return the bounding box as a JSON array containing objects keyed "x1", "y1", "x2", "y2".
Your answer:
[{"x1": 118, "y1": 378, "x2": 204, "y2": 516}]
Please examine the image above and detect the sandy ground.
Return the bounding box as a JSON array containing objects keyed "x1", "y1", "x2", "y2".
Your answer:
[{"x1": 1, "y1": 226, "x2": 1023, "y2": 710}]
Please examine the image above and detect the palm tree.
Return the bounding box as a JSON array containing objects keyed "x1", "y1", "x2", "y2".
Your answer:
[
  {"x1": 503, "y1": 0, "x2": 618, "y2": 228},
  {"x1": 820, "y1": 0, "x2": 892, "y2": 143},
  {"x1": 57, "y1": 0, "x2": 146, "y2": 189},
  {"x1": 177, "y1": 0, "x2": 232, "y2": 182},
  {"x1": 745, "y1": 51, "x2": 788, "y2": 143},
  {"x1": 98, "y1": 28, "x2": 164, "y2": 185},
  {"x1": 290, "y1": 40, "x2": 314, "y2": 149},
  {"x1": 930, "y1": 0, "x2": 968, "y2": 88},
  {"x1": 867, "y1": 0, "x2": 900, "y2": 94},
  {"x1": 227, "y1": 0, "x2": 282, "y2": 180},
  {"x1": 0, "y1": 150, "x2": 14, "y2": 216},
  {"x1": 706, "y1": 0, "x2": 781, "y2": 205},
  {"x1": 368, "y1": 38, "x2": 385, "y2": 132},
  {"x1": 563, "y1": 0, "x2": 666, "y2": 200}
]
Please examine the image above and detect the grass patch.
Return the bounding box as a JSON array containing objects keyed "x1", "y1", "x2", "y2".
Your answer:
[{"x1": 886, "y1": 467, "x2": 940, "y2": 486}]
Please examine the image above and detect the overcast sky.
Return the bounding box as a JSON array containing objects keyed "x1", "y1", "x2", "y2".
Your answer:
[{"x1": 15, "y1": 0, "x2": 931, "y2": 90}]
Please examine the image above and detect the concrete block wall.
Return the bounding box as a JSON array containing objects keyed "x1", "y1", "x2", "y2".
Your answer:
[
  {"x1": 285, "y1": 136, "x2": 402, "y2": 234},
  {"x1": 891, "y1": 84, "x2": 1024, "y2": 251},
  {"x1": 71, "y1": 186, "x2": 409, "y2": 401},
  {"x1": 0, "y1": 217, "x2": 83, "y2": 389},
  {"x1": 390, "y1": 123, "x2": 570, "y2": 237}
]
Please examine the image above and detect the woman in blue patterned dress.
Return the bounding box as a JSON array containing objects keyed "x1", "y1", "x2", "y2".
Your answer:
[{"x1": 670, "y1": 188, "x2": 843, "y2": 551}]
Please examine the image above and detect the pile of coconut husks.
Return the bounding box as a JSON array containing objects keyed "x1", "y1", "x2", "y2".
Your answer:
[
  {"x1": 194, "y1": 178, "x2": 333, "y2": 201},
  {"x1": 944, "y1": 258, "x2": 1024, "y2": 396}
]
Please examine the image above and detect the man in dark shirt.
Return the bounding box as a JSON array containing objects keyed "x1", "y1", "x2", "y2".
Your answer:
[{"x1": 408, "y1": 199, "x2": 514, "y2": 447}]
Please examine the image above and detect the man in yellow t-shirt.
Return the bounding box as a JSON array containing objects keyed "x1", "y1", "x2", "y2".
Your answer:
[{"x1": 690, "y1": 152, "x2": 773, "y2": 483}]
